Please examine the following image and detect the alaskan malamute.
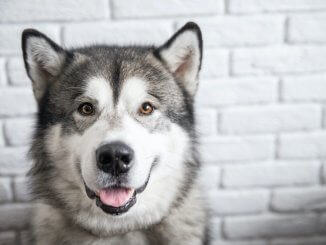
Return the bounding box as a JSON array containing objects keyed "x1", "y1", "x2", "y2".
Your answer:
[{"x1": 22, "y1": 22, "x2": 209, "y2": 245}]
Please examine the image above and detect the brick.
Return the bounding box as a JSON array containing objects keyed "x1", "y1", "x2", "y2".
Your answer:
[
  {"x1": 324, "y1": 107, "x2": 326, "y2": 128},
  {"x1": 229, "y1": 0, "x2": 326, "y2": 13},
  {"x1": 271, "y1": 236, "x2": 326, "y2": 245},
  {"x1": 0, "y1": 88, "x2": 36, "y2": 116},
  {"x1": 20, "y1": 230, "x2": 32, "y2": 245},
  {"x1": 289, "y1": 14, "x2": 326, "y2": 43},
  {"x1": 200, "y1": 165, "x2": 220, "y2": 189},
  {"x1": 210, "y1": 189, "x2": 268, "y2": 215},
  {"x1": 282, "y1": 74, "x2": 326, "y2": 102},
  {"x1": 224, "y1": 214, "x2": 320, "y2": 239},
  {"x1": 0, "y1": 24, "x2": 60, "y2": 55},
  {"x1": 4, "y1": 118, "x2": 34, "y2": 146},
  {"x1": 0, "y1": 58, "x2": 6, "y2": 86},
  {"x1": 319, "y1": 214, "x2": 326, "y2": 232},
  {"x1": 178, "y1": 16, "x2": 284, "y2": 47},
  {"x1": 0, "y1": 147, "x2": 30, "y2": 175},
  {"x1": 220, "y1": 104, "x2": 322, "y2": 134},
  {"x1": 0, "y1": 0, "x2": 109, "y2": 22},
  {"x1": 279, "y1": 131, "x2": 326, "y2": 158},
  {"x1": 222, "y1": 160, "x2": 320, "y2": 188},
  {"x1": 233, "y1": 46, "x2": 326, "y2": 75},
  {"x1": 197, "y1": 77, "x2": 278, "y2": 106},
  {"x1": 271, "y1": 187, "x2": 326, "y2": 212},
  {"x1": 63, "y1": 21, "x2": 173, "y2": 47},
  {"x1": 201, "y1": 49, "x2": 229, "y2": 78},
  {"x1": 216, "y1": 241, "x2": 268, "y2": 245},
  {"x1": 7, "y1": 57, "x2": 30, "y2": 86},
  {"x1": 0, "y1": 178, "x2": 12, "y2": 203},
  {"x1": 211, "y1": 218, "x2": 222, "y2": 240},
  {"x1": 0, "y1": 232, "x2": 16, "y2": 245},
  {"x1": 201, "y1": 136, "x2": 274, "y2": 163},
  {"x1": 112, "y1": 0, "x2": 224, "y2": 18},
  {"x1": 13, "y1": 177, "x2": 31, "y2": 202},
  {"x1": 196, "y1": 109, "x2": 217, "y2": 136},
  {"x1": 0, "y1": 204, "x2": 32, "y2": 230},
  {"x1": 323, "y1": 162, "x2": 326, "y2": 184},
  {"x1": 0, "y1": 121, "x2": 4, "y2": 147}
]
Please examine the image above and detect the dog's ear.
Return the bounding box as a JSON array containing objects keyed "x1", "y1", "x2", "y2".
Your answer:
[
  {"x1": 22, "y1": 29, "x2": 68, "y2": 102},
  {"x1": 155, "y1": 22, "x2": 203, "y2": 97}
]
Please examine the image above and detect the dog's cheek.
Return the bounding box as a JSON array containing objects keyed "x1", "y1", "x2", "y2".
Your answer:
[
  {"x1": 45, "y1": 124, "x2": 64, "y2": 156},
  {"x1": 76, "y1": 120, "x2": 110, "y2": 189},
  {"x1": 155, "y1": 123, "x2": 190, "y2": 176},
  {"x1": 44, "y1": 124, "x2": 87, "y2": 189},
  {"x1": 122, "y1": 125, "x2": 158, "y2": 188},
  {"x1": 45, "y1": 124, "x2": 80, "y2": 170},
  {"x1": 133, "y1": 124, "x2": 189, "y2": 216}
]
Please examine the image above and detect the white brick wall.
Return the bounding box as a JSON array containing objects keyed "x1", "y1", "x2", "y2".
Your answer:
[{"x1": 0, "y1": 0, "x2": 326, "y2": 244}]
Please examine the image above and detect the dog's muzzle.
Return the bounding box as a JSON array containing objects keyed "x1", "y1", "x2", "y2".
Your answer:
[{"x1": 84, "y1": 157, "x2": 158, "y2": 216}]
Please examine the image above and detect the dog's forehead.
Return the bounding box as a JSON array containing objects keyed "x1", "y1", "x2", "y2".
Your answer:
[
  {"x1": 47, "y1": 47, "x2": 185, "y2": 122},
  {"x1": 85, "y1": 76, "x2": 147, "y2": 108}
]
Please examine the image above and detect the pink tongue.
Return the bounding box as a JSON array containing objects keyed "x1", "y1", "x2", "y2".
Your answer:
[{"x1": 99, "y1": 188, "x2": 134, "y2": 207}]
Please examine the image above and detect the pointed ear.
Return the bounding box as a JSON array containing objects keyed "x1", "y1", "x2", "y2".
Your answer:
[
  {"x1": 22, "y1": 29, "x2": 68, "y2": 102},
  {"x1": 155, "y1": 22, "x2": 203, "y2": 97}
]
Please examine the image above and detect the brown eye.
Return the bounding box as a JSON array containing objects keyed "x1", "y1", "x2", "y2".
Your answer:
[
  {"x1": 78, "y1": 102, "x2": 94, "y2": 116},
  {"x1": 139, "y1": 102, "x2": 154, "y2": 115}
]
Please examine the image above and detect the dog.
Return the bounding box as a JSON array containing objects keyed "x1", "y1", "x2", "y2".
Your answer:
[{"x1": 22, "y1": 22, "x2": 210, "y2": 245}]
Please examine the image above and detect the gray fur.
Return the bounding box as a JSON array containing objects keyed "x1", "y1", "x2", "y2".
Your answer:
[{"x1": 22, "y1": 22, "x2": 210, "y2": 245}]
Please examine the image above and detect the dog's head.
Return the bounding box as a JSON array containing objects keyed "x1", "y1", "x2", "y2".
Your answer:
[{"x1": 23, "y1": 22, "x2": 202, "y2": 234}]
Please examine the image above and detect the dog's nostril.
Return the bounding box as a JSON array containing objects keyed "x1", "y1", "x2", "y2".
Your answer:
[
  {"x1": 99, "y1": 153, "x2": 113, "y2": 165},
  {"x1": 120, "y1": 154, "x2": 131, "y2": 165}
]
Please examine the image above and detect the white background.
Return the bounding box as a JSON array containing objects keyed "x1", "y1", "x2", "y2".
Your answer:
[{"x1": 0, "y1": 0, "x2": 326, "y2": 244}]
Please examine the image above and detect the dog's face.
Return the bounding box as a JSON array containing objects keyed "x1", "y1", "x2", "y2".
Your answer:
[{"x1": 23, "y1": 23, "x2": 202, "y2": 234}]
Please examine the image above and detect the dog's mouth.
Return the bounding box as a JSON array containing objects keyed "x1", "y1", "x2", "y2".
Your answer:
[
  {"x1": 98, "y1": 187, "x2": 135, "y2": 208},
  {"x1": 84, "y1": 157, "x2": 158, "y2": 215},
  {"x1": 84, "y1": 171, "x2": 151, "y2": 216},
  {"x1": 85, "y1": 185, "x2": 138, "y2": 215}
]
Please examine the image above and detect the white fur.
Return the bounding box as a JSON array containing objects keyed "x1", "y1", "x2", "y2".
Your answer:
[
  {"x1": 119, "y1": 77, "x2": 148, "y2": 112},
  {"x1": 84, "y1": 77, "x2": 113, "y2": 110}
]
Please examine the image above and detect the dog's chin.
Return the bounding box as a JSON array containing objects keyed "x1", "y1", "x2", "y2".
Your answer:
[{"x1": 84, "y1": 181, "x2": 149, "y2": 216}]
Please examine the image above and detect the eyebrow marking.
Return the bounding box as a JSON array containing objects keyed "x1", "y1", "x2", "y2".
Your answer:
[
  {"x1": 148, "y1": 91, "x2": 163, "y2": 102},
  {"x1": 85, "y1": 77, "x2": 113, "y2": 110}
]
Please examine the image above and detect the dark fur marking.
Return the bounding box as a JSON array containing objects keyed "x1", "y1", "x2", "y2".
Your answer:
[{"x1": 111, "y1": 57, "x2": 122, "y2": 105}]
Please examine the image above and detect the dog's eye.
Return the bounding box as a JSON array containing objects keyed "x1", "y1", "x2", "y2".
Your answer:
[
  {"x1": 78, "y1": 102, "x2": 94, "y2": 116},
  {"x1": 139, "y1": 102, "x2": 154, "y2": 115}
]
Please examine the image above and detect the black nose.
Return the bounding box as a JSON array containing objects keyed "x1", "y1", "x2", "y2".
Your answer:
[{"x1": 96, "y1": 141, "x2": 134, "y2": 175}]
